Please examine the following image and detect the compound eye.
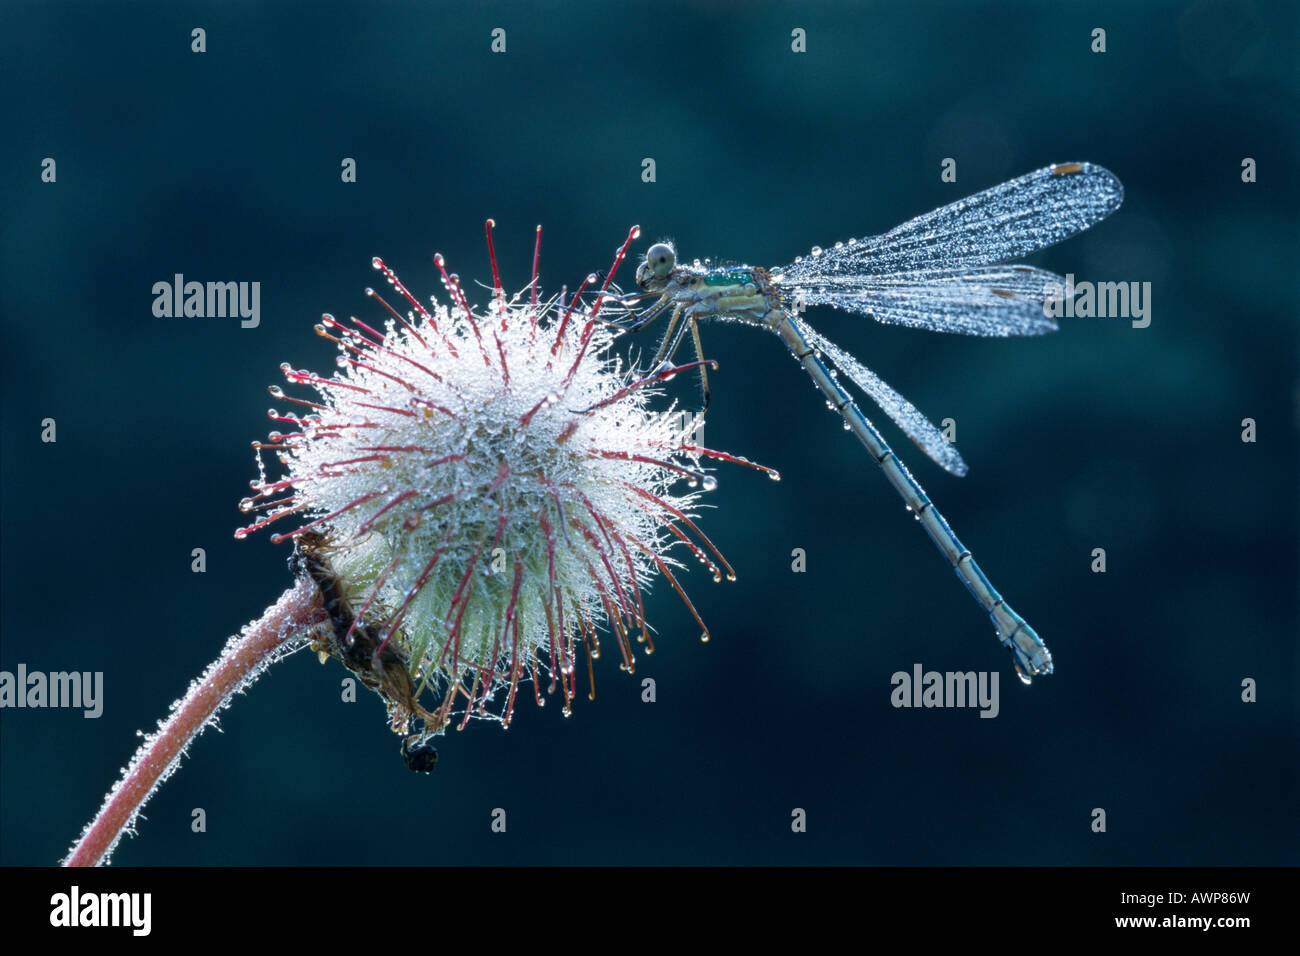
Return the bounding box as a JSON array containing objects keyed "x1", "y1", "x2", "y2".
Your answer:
[{"x1": 645, "y1": 242, "x2": 676, "y2": 280}]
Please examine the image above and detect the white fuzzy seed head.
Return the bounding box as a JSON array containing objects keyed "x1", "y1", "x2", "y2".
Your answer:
[{"x1": 239, "y1": 225, "x2": 774, "y2": 734}]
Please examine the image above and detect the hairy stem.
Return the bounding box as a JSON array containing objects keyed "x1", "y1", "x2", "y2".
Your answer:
[{"x1": 63, "y1": 579, "x2": 326, "y2": 867}]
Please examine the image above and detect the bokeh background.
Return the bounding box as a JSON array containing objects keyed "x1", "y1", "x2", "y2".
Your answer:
[{"x1": 2, "y1": 1, "x2": 1296, "y2": 866}]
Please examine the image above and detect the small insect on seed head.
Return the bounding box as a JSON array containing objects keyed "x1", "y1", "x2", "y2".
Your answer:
[{"x1": 238, "y1": 222, "x2": 775, "y2": 737}]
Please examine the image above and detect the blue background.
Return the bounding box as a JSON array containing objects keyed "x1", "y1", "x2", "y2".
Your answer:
[{"x1": 2, "y1": 0, "x2": 1296, "y2": 865}]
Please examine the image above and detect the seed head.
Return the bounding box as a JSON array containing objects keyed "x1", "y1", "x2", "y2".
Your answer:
[{"x1": 238, "y1": 223, "x2": 775, "y2": 733}]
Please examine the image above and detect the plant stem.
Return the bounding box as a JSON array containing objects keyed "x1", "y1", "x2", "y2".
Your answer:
[{"x1": 63, "y1": 578, "x2": 326, "y2": 867}]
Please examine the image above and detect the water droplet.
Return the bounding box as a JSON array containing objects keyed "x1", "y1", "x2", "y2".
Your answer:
[
  {"x1": 810, "y1": 246, "x2": 823, "y2": 256},
  {"x1": 699, "y1": 633, "x2": 710, "y2": 643},
  {"x1": 712, "y1": 572, "x2": 722, "y2": 583},
  {"x1": 768, "y1": 471, "x2": 781, "y2": 482},
  {"x1": 701, "y1": 475, "x2": 718, "y2": 492},
  {"x1": 834, "y1": 241, "x2": 844, "y2": 249},
  {"x1": 371, "y1": 257, "x2": 383, "y2": 270},
  {"x1": 842, "y1": 421, "x2": 851, "y2": 430}
]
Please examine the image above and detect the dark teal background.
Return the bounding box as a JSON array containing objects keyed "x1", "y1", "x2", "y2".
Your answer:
[{"x1": 2, "y1": 1, "x2": 1296, "y2": 865}]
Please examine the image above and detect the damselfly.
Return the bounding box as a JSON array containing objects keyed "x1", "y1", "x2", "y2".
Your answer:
[{"x1": 608, "y1": 162, "x2": 1124, "y2": 683}]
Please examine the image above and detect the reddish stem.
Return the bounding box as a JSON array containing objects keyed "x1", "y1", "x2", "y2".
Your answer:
[{"x1": 63, "y1": 579, "x2": 327, "y2": 867}]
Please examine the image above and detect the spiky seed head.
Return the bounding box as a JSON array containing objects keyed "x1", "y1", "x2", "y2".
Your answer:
[{"x1": 239, "y1": 223, "x2": 775, "y2": 734}]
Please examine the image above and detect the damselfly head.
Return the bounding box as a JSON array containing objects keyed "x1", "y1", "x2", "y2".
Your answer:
[{"x1": 636, "y1": 242, "x2": 676, "y2": 291}]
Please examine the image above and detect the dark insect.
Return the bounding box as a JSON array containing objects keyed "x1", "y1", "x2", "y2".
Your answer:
[
  {"x1": 401, "y1": 735, "x2": 439, "y2": 773},
  {"x1": 289, "y1": 530, "x2": 442, "y2": 741}
]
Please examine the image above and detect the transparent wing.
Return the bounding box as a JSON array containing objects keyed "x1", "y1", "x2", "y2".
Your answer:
[
  {"x1": 776, "y1": 161, "x2": 1123, "y2": 279},
  {"x1": 791, "y1": 314, "x2": 969, "y2": 476},
  {"x1": 787, "y1": 264, "x2": 1065, "y2": 337}
]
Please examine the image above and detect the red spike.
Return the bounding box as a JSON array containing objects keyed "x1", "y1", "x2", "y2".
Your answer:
[
  {"x1": 379, "y1": 529, "x2": 454, "y2": 647},
  {"x1": 484, "y1": 219, "x2": 505, "y2": 304},
  {"x1": 371, "y1": 257, "x2": 435, "y2": 323},
  {"x1": 579, "y1": 359, "x2": 716, "y2": 414},
  {"x1": 365, "y1": 286, "x2": 455, "y2": 357},
  {"x1": 433, "y1": 253, "x2": 490, "y2": 364},
  {"x1": 537, "y1": 510, "x2": 561, "y2": 682},
  {"x1": 494, "y1": 332, "x2": 510, "y2": 386},
  {"x1": 440, "y1": 529, "x2": 493, "y2": 671},
  {"x1": 552, "y1": 273, "x2": 595, "y2": 357},
  {"x1": 567, "y1": 484, "x2": 646, "y2": 631},
  {"x1": 504, "y1": 613, "x2": 523, "y2": 727},
  {"x1": 337, "y1": 356, "x2": 416, "y2": 392},
  {"x1": 356, "y1": 489, "x2": 421, "y2": 535},
  {"x1": 268, "y1": 490, "x2": 384, "y2": 544},
  {"x1": 345, "y1": 550, "x2": 408, "y2": 642},
  {"x1": 519, "y1": 393, "x2": 551, "y2": 427},
  {"x1": 589, "y1": 224, "x2": 641, "y2": 320},
  {"x1": 625, "y1": 482, "x2": 735, "y2": 580},
  {"x1": 332, "y1": 312, "x2": 445, "y2": 383},
  {"x1": 266, "y1": 386, "x2": 326, "y2": 411},
  {"x1": 283, "y1": 369, "x2": 371, "y2": 395},
  {"x1": 529, "y1": 224, "x2": 542, "y2": 321},
  {"x1": 677, "y1": 445, "x2": 780, "y2": 479},
  {"x1": 628, "y1": 533, "x2": 711, "y2": 642},
  {"x1": 577, "y1": 610, "x2": 598, "y2": 700},
  {"x1": 233, "y1": 503, "x2": 304, "y2": 539},
  {"x1": 590, "y1": 449, "x2": 710, "y2": 485}
]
